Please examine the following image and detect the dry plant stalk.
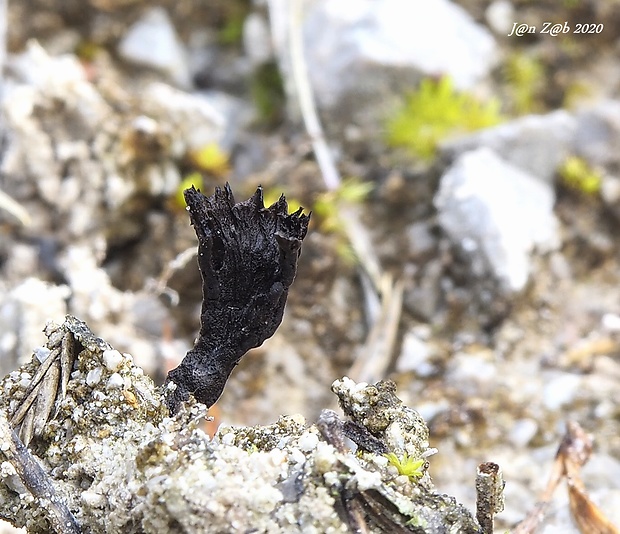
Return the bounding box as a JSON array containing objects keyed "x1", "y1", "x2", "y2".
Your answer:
[
  {"x1": 475, "y1": 462, "x2": 505, "y2": 534},
  {"x1": 513, "y1": 420, "x2": 619, "y2": 534}
]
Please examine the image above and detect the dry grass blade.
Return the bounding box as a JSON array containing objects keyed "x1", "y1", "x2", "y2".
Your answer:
[
  {"x1": 348, "y1": 275, "x2": 404, "y2": 384},
  {"x1": 0, "y1": 189, "x2": 33, "y2": 227},
  {"x1": 562, "y1": 422, "x2": 619, "y2": 534},
  {"x1": 10, "y1": 346, "x2": 61, "y2": 427},
  {"x1": 0, "y1": 410, "x2": 81, "y2": 533},
  {"x1": 10, "y1": 322, "x2": 80, "y2": 446},
  {"x1": 287, "y1": 0, "x2": 386, "y2": 330},
  {"x1": 512, "y1": 421, "x2": 619, "y2": 534}
]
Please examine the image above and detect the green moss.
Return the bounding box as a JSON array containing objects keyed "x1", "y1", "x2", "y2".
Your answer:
[
  {"x1": 174, "y1": 172, "x2": 204, "y2": 208},
  {"x1": 503, "y1": 52, "x2": 545, "y2": 114},
  {"x1": 189, "y1": 142, "x2": 230, "y2": 175},
  {"x1": 385, "y1": 76, "x2": 503, "y2": 160},
  {"x1": 215, "y1": 1, "x2": 251, "y2": 45},
  {"x1": 558, "y1": 156, "x2": 602, "y2": 196},
  {"x1": 385, "y1": 452, "x2": 425, "y2": 480},
  {"x1": 250, "y1": 61, "x2": 286, "y2": 126},
  {"x1": 313, "y1": 178, "x2": 373, "y2": 232}
]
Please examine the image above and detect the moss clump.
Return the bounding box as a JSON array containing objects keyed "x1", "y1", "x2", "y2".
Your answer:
[
  {"x1": 313, "y1": 178, "x2": 373, "y2": 263},
  {"x1": 558, "y1": 156, "x2": 602, "y2": 196},
  {"x1": 386, "y1": 452, "x2": 425, "y2": 480},
  {"x1": 250, "y1": 61, "x2": 286, "y2": 126},
  {"x1": 188, "y1": 142, "x2": 230, "y2": 175},
  {"x1": 503, "y1": 52, "x2": 545, "y2": 114},
  {"x1": 385, "y1": 76, "x2": 503, "y2": 160}
]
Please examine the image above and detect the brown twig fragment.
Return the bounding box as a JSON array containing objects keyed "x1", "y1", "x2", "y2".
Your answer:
[
  {"x1": 513, "y1": 421, "x2": 619, "y2": 534},
  {"x1": 475, "y1": 462, "x2": 505, "y2": 534}
]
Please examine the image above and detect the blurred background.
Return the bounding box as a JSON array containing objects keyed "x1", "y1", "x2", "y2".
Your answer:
[{"x1": 1, "y1": 1, "x2": 620, "y2": 531}]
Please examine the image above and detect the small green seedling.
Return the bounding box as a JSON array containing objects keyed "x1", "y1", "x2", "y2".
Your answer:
[
  {"x1": 385, "y1": 452, "x2": 425, "y2": 481},
  {"x1": 174, "y1": 172, "x2": 204, "y2": 208}
]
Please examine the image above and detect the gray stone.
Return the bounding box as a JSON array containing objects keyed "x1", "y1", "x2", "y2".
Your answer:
[
  {"x1": 243, "y1": 12, "x2": 273, "y2": 67},
  {"x1": 118, "y1": 7, "x2": 191, "y2": 88},
  {"x1": 405, "y1": 221, "x2": 437, "y2": 261},
  {"x1": 396, "y1": 330, "x2": 434, "y2": 376},
  {"x1": 435, "y1": 148, "x2": 559, "y2": 293},
  {"x1": 485, "y1": 1, "x2": 515, "y2": 36},
  {"x1": 268, "y1": 0, "x2": 497, "y2": 118},
  {"x1": 442, "y1": 110, "x2": 577, "y2": 184},
  {"x1": 542, "y1": 372, "x2": 582, "y2": 410},
  {"x1": 574, "y1": 100, "x2": 620, "y2": 168},
  {"x1": 404, "y1": 259, "x2": 443, "y2": 321}
]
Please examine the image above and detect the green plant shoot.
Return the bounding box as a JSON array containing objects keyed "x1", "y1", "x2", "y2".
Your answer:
[
  {"x1": 175, "y1": 172, "x2": 204, "y2": 208},
  {"x1": 558, "y1": 156, "x2": 602, "y2": 196},
  {"x1": 189, "y1": 142, "x2": 230, "y2": 176},
  {"x1": 386, "y1": 76, "x2": 503, "y2": 160},
  {"x1": 385, "y1": 452, "x2": 425, "y2": 480}
]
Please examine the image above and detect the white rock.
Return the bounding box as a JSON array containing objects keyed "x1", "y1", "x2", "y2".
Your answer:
[
  {"x1": 268, "y1": 0, "x2": 497, "y2": 112},
  {"x1": 106, "y1": 373, "x2": 125, "y2": 390},
  {"x1": 118, "y1": 7, "x2": 191, "y2": 87},
  {"x1": 602, "y1": 313, "x2": 620, "y2": 332},
  {"x1": 543, "y1": 373, "x2": 581, "y2": 410},
  {"x1": 485, "y1": 1, "x2": 515, "y2": 35},
  {"x1": 508, "y1": 418, "x2": 538, "y2": 448},
  {"x1": 103, "y1": 349, "x2": 124, "y2": 372},
  {"x1": 435, "y1": 148, "x2": 560, "y2": 293},
  {"x1": 243, "y1": 13, "x2": 272, "y2": 66},
  {"x1": 33, "y1": 346, "x2": 51, "y2": 363},
  {"x1": 86, "y1": 368, "x2": 103, "y2": 387},
  {"x1": 0, "y1": 279, "x2": 70, "y2": 372},
  {"x1": 298, "y1": 431, "x2": 319, "y2": 452},
  {"x1": 442, "y1": 110, "x2": 577, "y2": 184},
  {"x1": 396, "y1": 331, "x2": 433, "y2": 375},
  {"x1": 141, "y1": 83, "x2": 226, "y2": 151}
]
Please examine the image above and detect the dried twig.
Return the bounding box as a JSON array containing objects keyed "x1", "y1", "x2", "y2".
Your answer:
[
  {"x1": 475, "y1": 462, "x2": 505, "y2": 534},
  {"x1": 11, "y1": 327, "x2": 78, "y2": 446},
  {"x1": 288, "y1": 0, "x2": 339, "y2": 191},
  {"x1": 0, "y1": 190, "x2": 33, "y2": 227},
  {"x1": 0, "y1": 409, "x2": 81, "y2": 534},
  {"x1": 146, "y1": 246, "x2": 197, "y2": 306},
  {"x1": 513, "y1": 421, "x2": 619, "y2": 534},
  {"x1": 348, "y1": 275, "x2": 404, "y2": 384},
  {"x1": 286, "y1": 0, "x2": 403, "y2": 380}
]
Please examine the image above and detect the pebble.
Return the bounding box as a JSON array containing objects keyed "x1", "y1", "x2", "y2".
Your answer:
[
  {"x1": 508, "y1": 418, "x2": 538, "y2": 448},
  {"x1": 86, "y1": 367, "x2": 103, "y2": 387},
  {"x1": 106, "y1": 373, "x2": 125, "y2": 390},
  {"x1": 396, "y1": 330, "x2": 434, "y2": 376},
  {"x1": 118, "y1": 7, "x2": 191, "y2": 87},
  {"x1": 435, "y1": 147, "x2": 559, "y2": 293},
  {"x1": 542, "y1": 373, "x2": 582, "y2": 410},
  {"x1": 103, "y1": 349, "x2": 124, "y2": 372},
  {"x1": 33, "y1": 346, "x2": 51, "y2": 363}
]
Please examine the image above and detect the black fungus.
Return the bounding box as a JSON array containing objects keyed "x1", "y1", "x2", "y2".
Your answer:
[{"x1": 165, "y1": 184, "x2": 310, "y2": 413}]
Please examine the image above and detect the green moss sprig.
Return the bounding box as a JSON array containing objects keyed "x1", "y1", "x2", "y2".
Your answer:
[
  {"x1": 558, "y1": 156, "x2": 602, "y2": 196},
  {"x1": 385, "y1": 76, "x2": 503, "y2": 160},
  {"x1": 503, "y1": 52, "x2": 545, "y2": 115},
  {"x1": 385, "y1": 452, "x2": 425, "y2": 481}
]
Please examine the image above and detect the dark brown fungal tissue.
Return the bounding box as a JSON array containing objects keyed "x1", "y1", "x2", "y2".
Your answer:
[{"x1": 165, "y1": 184, "x2": 310, "y2": 414}]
